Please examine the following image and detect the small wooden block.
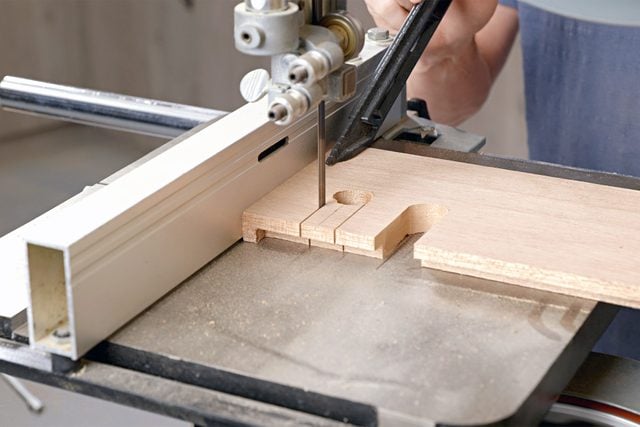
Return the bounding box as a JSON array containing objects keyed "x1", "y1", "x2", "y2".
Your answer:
[
  {"x1": 242, "y1": 148, "x2": 640, "y2": 308},
  {"x1": 301, "y1": 200, "x2": 364, "y2": 243}
]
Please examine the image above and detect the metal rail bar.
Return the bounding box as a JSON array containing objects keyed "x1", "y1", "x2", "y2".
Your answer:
[
  {"x1": 0, "y1": 76, "x2": 227, "y2": 138},
  {"x1": 20, "y1": 42, "x2": 391, "y2": 360}
]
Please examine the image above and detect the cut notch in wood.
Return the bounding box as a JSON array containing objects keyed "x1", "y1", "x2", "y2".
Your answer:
[
  {"x1": 244, "y1": 181, "x2": 449, "y2": 259},
  {"x1": 338, "y1": 203, "x2": 449, "y2": 258},
  {"x1": 301, "y1": 190, "x2": 374, "y2": 244}
]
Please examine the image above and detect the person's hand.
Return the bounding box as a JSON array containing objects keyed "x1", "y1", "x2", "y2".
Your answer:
[
  {"x1": 364, "y1": 0, "x2": 517, "y2": 125},
  {"x1": 364, "y1": 0, "x2": 498, "y2": 65},
  {"x1": 364, "y1": 0, "x2": 423, "y2": 33}
]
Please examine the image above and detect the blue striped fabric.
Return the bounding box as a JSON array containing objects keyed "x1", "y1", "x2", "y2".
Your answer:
[
  {"x1": 495, "y1": 0, "x2": 640, "y2": 360},
  {"x1": 499, "y1": 0, "x2": 518, "y2": 9}
]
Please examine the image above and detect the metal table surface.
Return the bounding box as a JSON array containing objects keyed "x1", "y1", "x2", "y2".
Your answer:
[
  {"x1": 3, "y1": 141, "x2": 637, "y2": 427},
  {"x1": 87, "y1": 232, "x2": 614, "y2": 426}
]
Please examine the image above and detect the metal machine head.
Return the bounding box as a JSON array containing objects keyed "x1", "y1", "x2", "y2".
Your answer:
[{"x1": 234, "y1": 0, "x2": 364, "y2": 125}]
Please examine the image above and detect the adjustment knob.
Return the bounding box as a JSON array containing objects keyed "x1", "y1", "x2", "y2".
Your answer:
[{"x1": 240, "y1": 69, "x2": 270, "y2": 103}]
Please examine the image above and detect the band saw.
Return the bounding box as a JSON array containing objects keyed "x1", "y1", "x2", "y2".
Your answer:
[{"x1": 0, "y1": 1, "x2": 639, "y2": 426}]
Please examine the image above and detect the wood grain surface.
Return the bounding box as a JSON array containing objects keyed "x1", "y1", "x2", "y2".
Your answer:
[{"x1": 243, "y1": 148, "x2": 640, "y2": 308}]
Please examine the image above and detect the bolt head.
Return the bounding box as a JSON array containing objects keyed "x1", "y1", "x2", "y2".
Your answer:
[
  {"x1": 53, "y1": 327, "x2": 71, "y2": 340},
  {"x1": 367, "y1": 27, "x2": 390, "y2": 42}
]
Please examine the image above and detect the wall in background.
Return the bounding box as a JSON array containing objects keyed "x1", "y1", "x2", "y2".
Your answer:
[
  {"x1": 0, "y1": 0, "x2": 86, "y2": 138},
  {"x1": 0, "y1": 0, "x2": 528, "y2": 156},
  {"x1": 0, "y1": 0, "x2": 268, "y2": 140},
  {"x1": 461, "y1": 35, "x2": 528, "y2": 158}
]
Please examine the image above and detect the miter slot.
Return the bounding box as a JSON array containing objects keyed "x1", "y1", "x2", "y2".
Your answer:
[{"x1": 27, "y1": 244, "x2": 73, "y2": 356}]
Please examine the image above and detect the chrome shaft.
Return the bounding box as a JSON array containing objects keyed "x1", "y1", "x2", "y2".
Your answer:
[{"x1": 0, "y1": 76, "x2": 226, "y2": 138}]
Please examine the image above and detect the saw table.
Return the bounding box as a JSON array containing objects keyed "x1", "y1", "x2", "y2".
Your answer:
[
  {"x1": 1, "y1": 4, "x2": 639, "y2": 421},
  {"x1": 2, "y1": 136, "x2": 639, "y2": 426}
]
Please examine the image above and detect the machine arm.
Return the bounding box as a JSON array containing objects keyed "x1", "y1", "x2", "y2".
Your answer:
[{"x1": 326, "y1": 0, "x2": 452, "y2": 165}]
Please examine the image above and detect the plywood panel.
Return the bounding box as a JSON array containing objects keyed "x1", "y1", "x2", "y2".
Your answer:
[{"x1": 243, "y1": 148, "x2": 640, "y2": 309}]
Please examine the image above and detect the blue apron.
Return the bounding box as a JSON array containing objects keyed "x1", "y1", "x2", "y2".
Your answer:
[{"x1": 499, "y1": 0, "x2": 640, "y2": 360}]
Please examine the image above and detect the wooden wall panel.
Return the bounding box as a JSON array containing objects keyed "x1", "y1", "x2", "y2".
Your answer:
[
  {"x1": 79, "y1": 0, "x2": 268, "y2": 110},
  {"x1": 0, "y1": 0, "x2": 86, "y2": 138}
]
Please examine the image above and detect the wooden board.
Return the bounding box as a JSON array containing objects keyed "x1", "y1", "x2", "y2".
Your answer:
[{"x1": 243, "y1": 148, "x2": 640, "y2": 309}]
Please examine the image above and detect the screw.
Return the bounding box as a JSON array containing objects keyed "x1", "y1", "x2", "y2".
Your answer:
[
  {"x1": 53, "y1": 327, "x2": 70, "y2": 340},
  {"x1": 288, "y1": 66, "x2": 308, "y2": 84},
  {"x1": 268, "y1": 104, "x2": 288, "y2": 122},
  {"x1": 367, "y1": 27, "x2": 390, "y2": 42}
]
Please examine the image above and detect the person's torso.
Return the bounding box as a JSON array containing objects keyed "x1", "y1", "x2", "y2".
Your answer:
[{"x1": 504, "y1": 0, "x2": 640, "y2": 176}]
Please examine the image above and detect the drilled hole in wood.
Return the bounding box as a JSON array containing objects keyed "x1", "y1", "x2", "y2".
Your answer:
[{"x1": 333, "y1": 190, "x2": 373, "y2": 205}]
